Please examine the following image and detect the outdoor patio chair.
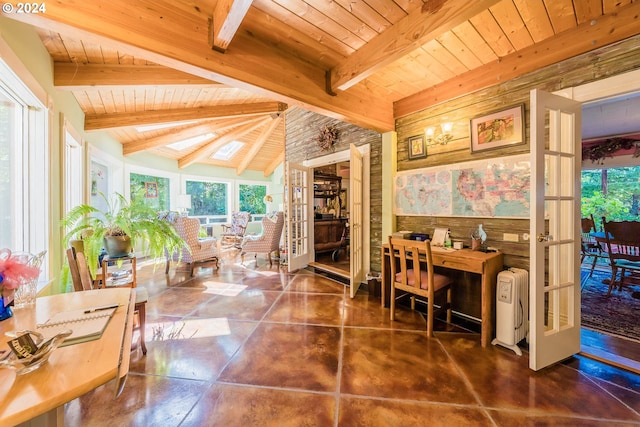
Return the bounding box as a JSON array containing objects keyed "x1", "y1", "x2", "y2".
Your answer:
[{"x1": 581, "y1": 214, "x2": 605, "y2": 277}]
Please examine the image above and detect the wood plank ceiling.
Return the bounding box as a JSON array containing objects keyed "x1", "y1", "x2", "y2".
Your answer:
[{"x1": 4, "y1": 0, "x2": 640, "y2": 175}]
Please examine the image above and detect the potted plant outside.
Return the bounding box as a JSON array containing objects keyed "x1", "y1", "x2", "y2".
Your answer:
[{"x1": 62, "y1": 192, "x2": 186, "y2": 277}]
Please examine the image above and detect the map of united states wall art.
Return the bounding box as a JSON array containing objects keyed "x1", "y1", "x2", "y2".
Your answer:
[{"x1": 394, "y1": 154, "x2": 530, "y2": 218}]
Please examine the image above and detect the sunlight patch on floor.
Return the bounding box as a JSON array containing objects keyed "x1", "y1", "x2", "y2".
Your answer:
[{"x1": 150, "y1": 317, "x2": 231, "y2": 341}]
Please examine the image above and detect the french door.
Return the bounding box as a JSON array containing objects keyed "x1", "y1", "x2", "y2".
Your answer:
[
  {"x1": 529, "y1": 88, "x2": 582, "y2": 371},
  {"x1": 285, "y1": 162, "x2": 311, "y2": 271},
  {"x1": 349, "y1": 144, "x2": 364, "y2": 297}
]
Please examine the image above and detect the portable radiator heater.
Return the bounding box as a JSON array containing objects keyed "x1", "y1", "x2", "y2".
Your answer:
[{"x1": 491, "y1": 268, "x2": 529, "y2": 356}]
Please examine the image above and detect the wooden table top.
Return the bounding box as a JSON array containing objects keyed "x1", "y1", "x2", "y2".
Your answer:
[{"x1": 0, "y1": 288, "x2": 134, "y2": 427}]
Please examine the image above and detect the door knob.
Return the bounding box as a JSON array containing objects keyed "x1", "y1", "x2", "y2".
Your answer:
[{"x1": 537, "y1": 233, "x2": 551, "y2": 242}]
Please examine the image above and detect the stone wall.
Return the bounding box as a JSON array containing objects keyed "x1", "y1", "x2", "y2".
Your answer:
[{"x1": 285, "y1": 107, "x2": 383, "y2": 272}]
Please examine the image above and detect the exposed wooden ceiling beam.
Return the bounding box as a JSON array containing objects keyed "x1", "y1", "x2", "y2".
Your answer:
[
  {"x1": 264, "y1": 151, "x2": 284, "y2": 177},
  {"x1": 236, "y1": 113, "x2": 282, "y2": 175},
  {"x1": 4, "y1": 0, "x2": 394, "y2": 132},
  {"x1": 329, "y1": 0, "x2": 502, "y2": 93},
  {"x1": 54, "y1": 63, "x2": 221, "y2": 89},
  {"x1": 178, "y1": 117, "x2": 272, "y2": 168},
  {"x1": 122, "y1": 117, "x2": 259, "y2": 155},
  {"x1": 209, "y1": 0, "x2": 253, "y2": 53},
  {"x1": 394, "y1": 1, "x2": 640, "y2": 118},
  {"x1": 85, "y1": 102, "x2": 286, "y2": 131}
]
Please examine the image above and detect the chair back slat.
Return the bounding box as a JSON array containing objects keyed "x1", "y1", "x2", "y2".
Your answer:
[{"x1": 66, "y1": 247, "x2": 95, "y2": 291}]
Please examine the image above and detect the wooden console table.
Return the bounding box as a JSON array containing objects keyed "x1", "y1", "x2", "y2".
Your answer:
[{"x1": 381, "y1": 243, "x2": 503, "y2": 347}]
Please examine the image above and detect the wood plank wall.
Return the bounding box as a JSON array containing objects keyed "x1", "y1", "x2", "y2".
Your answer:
[
  {"x1": 396, "y1": 35, "x2": 640, "y2": 272},
  {"x1": 284, "y1": 108, "x2": 383, "y2": 271},
  {"x1": 284, "y1": 35, "x2": 640, "y2": 275}
]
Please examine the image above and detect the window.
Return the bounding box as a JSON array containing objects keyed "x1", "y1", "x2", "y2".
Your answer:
[
  {"x1": 0, "y1": 59, "x2": 49, "y2": 275},
  {"x1": 582, "y1": 166, "x2": 640, "y2": 221},
  {"x1": 239, "y1": 183, "x2": 268, "y2": 219},
  {"x1": 186, "y1": 180, "x2": 228, "y2": 224},
  {"x1": 63, "y1": 118, "x2": 83, "y2": 215},
  {"x1": 130, "y1": 172, "x2": 170, "y2": 211}
]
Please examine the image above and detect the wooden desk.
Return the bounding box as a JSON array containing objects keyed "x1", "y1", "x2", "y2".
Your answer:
[
  {"x1": 381, "y1": 244, "x2": 503, "y2": 347},
  {"x1": 0, "y1": 288, "x2": 135, "y2": 427}
]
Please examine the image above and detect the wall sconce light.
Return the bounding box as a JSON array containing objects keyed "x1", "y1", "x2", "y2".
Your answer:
[{"x1": 424, "y1": 122, "x2": 454, "y2": 146}]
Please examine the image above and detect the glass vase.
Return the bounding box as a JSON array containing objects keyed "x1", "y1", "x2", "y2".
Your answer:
[
  {"x1": 0, "y1": 296, "x2": 13, "y2": 321},
  {"x1": 12, "y1": 250, "x2": 45, "y2": 309}
]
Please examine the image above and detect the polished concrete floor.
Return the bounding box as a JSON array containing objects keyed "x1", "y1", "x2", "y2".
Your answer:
[{"x1": 64, "y1": 252, "x2": 640, "y2": 426}]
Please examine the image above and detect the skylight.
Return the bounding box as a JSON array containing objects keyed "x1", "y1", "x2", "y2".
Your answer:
[
  {"x1": 166, "y1": 133, "x2": 215, "y2": 151},
  {"x1": 212, "y1": 140, "x2": 244, "y2": 160}
]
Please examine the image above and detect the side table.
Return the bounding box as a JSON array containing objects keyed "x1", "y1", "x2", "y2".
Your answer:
[{"x1": 101, "y1": 254, "x2": 137, "y2": 288}]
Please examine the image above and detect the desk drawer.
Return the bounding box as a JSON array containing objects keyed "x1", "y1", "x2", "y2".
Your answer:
[{"x1": 433, "y1": 256, "x2": 484, "y2": 273}]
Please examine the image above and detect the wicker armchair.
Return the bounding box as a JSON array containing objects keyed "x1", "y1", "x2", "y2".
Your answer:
[{"x1": 241, "y1": 212, "x2": 284, "y2": 266}]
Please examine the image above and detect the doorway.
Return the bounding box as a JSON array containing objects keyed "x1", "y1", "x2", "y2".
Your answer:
[
  {"x1": 310, "y1": 161, "x2": 351, "y2": 279},
  {"x1": 569, "y1": 72, "x2": 640, "y2": 371},
  {"x1": 300, "y1": 143, "x2": 370, "y2": 288}
]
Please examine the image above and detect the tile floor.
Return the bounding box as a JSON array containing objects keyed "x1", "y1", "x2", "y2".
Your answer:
[{"x1": 64, "y1": 253, "x2": 640, "y2": 426}]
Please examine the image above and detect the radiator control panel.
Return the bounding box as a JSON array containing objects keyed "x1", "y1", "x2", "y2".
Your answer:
[{"x1": 498, "y1": 280, "x2": 512, "y2": 304}]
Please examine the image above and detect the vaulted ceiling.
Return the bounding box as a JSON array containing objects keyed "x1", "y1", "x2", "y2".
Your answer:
[{"x1": 4, "y1": 0, "x2": 640, "y2": 175}]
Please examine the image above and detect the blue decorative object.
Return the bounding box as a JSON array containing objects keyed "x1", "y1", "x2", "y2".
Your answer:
[{"x1": 0, "y1": 296, "x2": 13, "y2": 321}]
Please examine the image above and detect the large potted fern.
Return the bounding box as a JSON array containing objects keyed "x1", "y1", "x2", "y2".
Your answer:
[{"x1": 62, "y1": 192, "x2": 185, "y2": 276}]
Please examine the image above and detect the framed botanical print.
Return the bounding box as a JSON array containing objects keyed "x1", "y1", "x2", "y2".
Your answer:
[{"x1": 470, "y1": 104, "x2": 525, "y2": 153}]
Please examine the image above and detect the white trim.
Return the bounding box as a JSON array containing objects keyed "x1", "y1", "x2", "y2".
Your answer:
[
  {"x1": 0, "y1": 33, "x2": 48, "y2": 106},
  {"x1": 556, "y1": 69, "x2": 640, "y2": 169},
  {"x1": 555, "y1": 69, "x2": 640, "y2": 104},
  {"x1": 303, "y1": 144, "x2": 370, "y2": 168},
  {"x1": 304, "y1": 144, "x2": 371, "y2": 277}
]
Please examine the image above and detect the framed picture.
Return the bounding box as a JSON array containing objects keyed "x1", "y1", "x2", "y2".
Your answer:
[
  {"x1": 408, "y1": 135, "x2": 426, "y2": 160},
  {"x1": 144, "y1": 181, "x2": 158, "y2": 198},
  {"x1": 470, "y1": 104, "x2": 525, "y2": 153}
]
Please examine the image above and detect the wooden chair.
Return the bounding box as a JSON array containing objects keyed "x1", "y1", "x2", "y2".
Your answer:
[
  {"x1": 580, "y1": 214, "x2": 605, "y2": 277},
  {"x1": 241, "y1": 212, "x2": 285, "y2": 266},
  {"x1": 601, "y1": 218, "x2": 640, "y2": 296},
  {"x1": 388, "y1": 237, "x2": 453, "y2": 337},
  {"x1": 221, "y1": 211, "x2": 251, "y2": 249},
  {"x1": 67, "y1": 247, "x2": 147, "y2": 355}
]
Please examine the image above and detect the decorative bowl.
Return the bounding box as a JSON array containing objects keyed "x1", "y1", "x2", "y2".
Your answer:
[{"x1": 0, "y1": 330, "x2": 72, "y2": 375}]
